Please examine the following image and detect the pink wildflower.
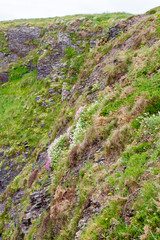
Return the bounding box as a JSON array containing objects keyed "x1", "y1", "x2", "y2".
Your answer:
[
  {"x1": 67, "y1": 126, "x2": 72, "y2": 143},
  {"x1": 46, "y1": 155, "x2": 51, "y2": 171},
  {"x1": 75, "y1": 106, "x2": 86, "y2": 120},
  {"x1": 4, "y1": 33, "x2": 7, "y2": 37}
]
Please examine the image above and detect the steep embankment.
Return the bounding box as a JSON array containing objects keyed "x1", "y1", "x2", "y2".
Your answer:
[{"x1": 0, "y1": 7, "x2": 160, "y2": 240}]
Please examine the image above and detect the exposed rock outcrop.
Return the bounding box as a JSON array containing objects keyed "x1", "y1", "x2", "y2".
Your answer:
[
  {"x1": 37, "y1": 56, "x2": 52, "y2": 80},
  {"x1": 8, "y1": 27, "x2": 41, "y2": 57},
  {"x1": 21, "y1": 190, "x2": 51, "y2": 234}
]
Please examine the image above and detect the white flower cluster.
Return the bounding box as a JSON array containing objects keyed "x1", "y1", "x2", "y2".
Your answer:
[
  {"x1": 142, "y1": 114, "x2": 160, "y2": 131},
  {"x1": 70, "y1": 113, "x2": 87, "y2": 149},
  {"x1": 69, "y1": 101, "x2": 100, "y2": 149},
  {"x1": 47, "y1": 133, "x2": 66, "y2": 166},
  {"x1": 47, "y1": 100, "x2": 101, "y2": 167}
]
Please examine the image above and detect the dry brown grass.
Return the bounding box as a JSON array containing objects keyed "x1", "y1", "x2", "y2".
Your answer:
[
  {"x1": 120, "y1": 86, "x2": 135, "y2": 99},
  {"x1": 78, "y1": 59, "x2": 94, "y2": 80},
  {"x1": 50, "y1": 186, "x2": 75, "y2": 225},
  {"x1": 94, "y1": 116, "x2": 117, "y2": 140},
  {"x1": 27, "y1": 169, "x2": 38, "y2": 188},
  {"x1": 78, "y1": 31, "x2": 89, "y2": 39},
  {"x1": 130, "y1": 39, "x2": 160, "y2": 79},
  {"x1": 153, "y1": 193, "x2": 160, "y2": 211},
  {"x1": 93, "y1": 51, "x2": 102, "y2": 64},
  {"x1": 68, "y1": 144, "x2": 80, "y2": 166},
  {"x1": 131, "y1": 95, "x2": 149, "y2": 116},
  {"x1": 124, "y1": 179, "x2": 139, "y2": 193},
  {"x1": 81, "y1": 126, "x2": 100, "y2": 148},
  {"x1": 118, "y1": 113, "x2": 132, "y2": 125},
  {"x1": 40, "y1": 213, "x2": 50, "y2": 236},
  {"x1": 111, "y1": 195, "x2": 128, "y2": 202},
  {"x1": 140, "y1": 225, "x2": 151, "y2": 240},
  {"x1": 94, "y1": 116, "x2": 108, "y2": 127},
  {"x1": 105, "y1": 86, "x2": 112, "y2": 93},
  {"x1": 156, "y1": 228, "x2": 160, "y2": 233},
  {"x1": 116, "y1": 106, "x2": 132, "y2": 125},
  {"x1": 107, "y1": 62, "x2": 128, "y2": 86},
  {"x1": 133, "y1": 22, "x2": 156, "y2": 49},
  {"x1": 105, "y1": 124, "x2": 131, "y2": 156},
  {"x1": 68, "y1": 125, "x2": 100, "y2": 169}
]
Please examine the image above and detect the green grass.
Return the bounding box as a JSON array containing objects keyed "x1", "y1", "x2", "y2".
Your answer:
[{"x1": 0, "y1": 69, "x2": 63, "y2": 156}]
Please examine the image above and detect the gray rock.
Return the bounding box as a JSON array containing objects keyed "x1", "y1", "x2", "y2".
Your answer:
[
  {"x1": 7, "y1": 27, "x2": 41, "y2": 57},
  {"x1": 0, "y1": 72, "x2": 9, "y2": 84},
  {"x1": 36, "y1": 96, "x2": 41, "y2": 102},
  {"x1": 43, "y1": 178, "x2": 51, "y2": 187},
  {"x1": 61, "y1": 82, "x2": 71, "y2": 101},
  {"x1": 58, "y1": 32, "x2": 71, "y2": 51},
  {"x1": 75, "y1": 230, "x2": 81, "y2": 240},
  {"x1": 37, "y1": 40, "x2": 68, "y2": 80},
  {"x1": 42, "y1": 102, "x2": 50, "y2": 107},
  {"x1": 49, "y1": 88, "x2": 55, "y2": 94},
  {"x1": 78, "y1": 219, "x2": 86, "y2": 228},
  {"x1": 0, "y1": 52, "x2": 5, "y2": 60},
  {"x1": 21, "y1": 225, "x2": 30, "y2": 234},
  {"x1": 7, "y1": 53, "x2": 18, "y2": 61},
  {"x1": 107, "y1": 18, "x2": 135, "y2": 41},
  {"x1": 22, "y1": 217, "x2": 31, "y2": 226},
  {"x1": 8, "y1": 27, "x2": 41, "y2": 44},
  {"x1": 37, "y1": 57, "x2": 52, "y2": 80},
  {"x1": 25, "y1": 152, "x2": 29, "y2": 159},
  {"x1": 96, "y1": 155, "x2": 105, "y2": 164},
  {"x1": 13, "y1": 190, "x2": 25, "y2": 204},
  {"x1": 92, "y1": 200, "x2": 100, "y2": 208},
  {"x1": 0, "y1": 157, "x2": 26, "y2": 194},
  {"x1": 0, "y1": 202, "x2": 6, "y2": 214},
  {"x1": 0, "y1": 152, "x2": 4, "y2": 158},
  {"x1": 50, "y1": 100, "x2": 55, "y2": 104},
  {"x1": 90, "y1": 39, "x2": 97, "y2": 48},
  {"x1": 30, "y1": 190, "x2": 50, "y2": 206},
  {"x1": 0, "y1": 54, "x2": 18, "y2": 73}
]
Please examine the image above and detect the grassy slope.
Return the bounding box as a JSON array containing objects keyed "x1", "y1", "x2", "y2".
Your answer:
[{"x1": 1, "y1": 7, "x2": 160, "y2": 240}]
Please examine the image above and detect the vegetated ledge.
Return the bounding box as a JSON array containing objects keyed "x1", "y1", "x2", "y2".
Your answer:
[{"x1": 0, "y1": 6, "x2": 160, "y2": 240}]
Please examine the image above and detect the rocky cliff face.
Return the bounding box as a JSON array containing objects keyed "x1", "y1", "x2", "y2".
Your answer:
[{"x1": 1, "y1": 7, "x2": 160, "y2": 240}]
